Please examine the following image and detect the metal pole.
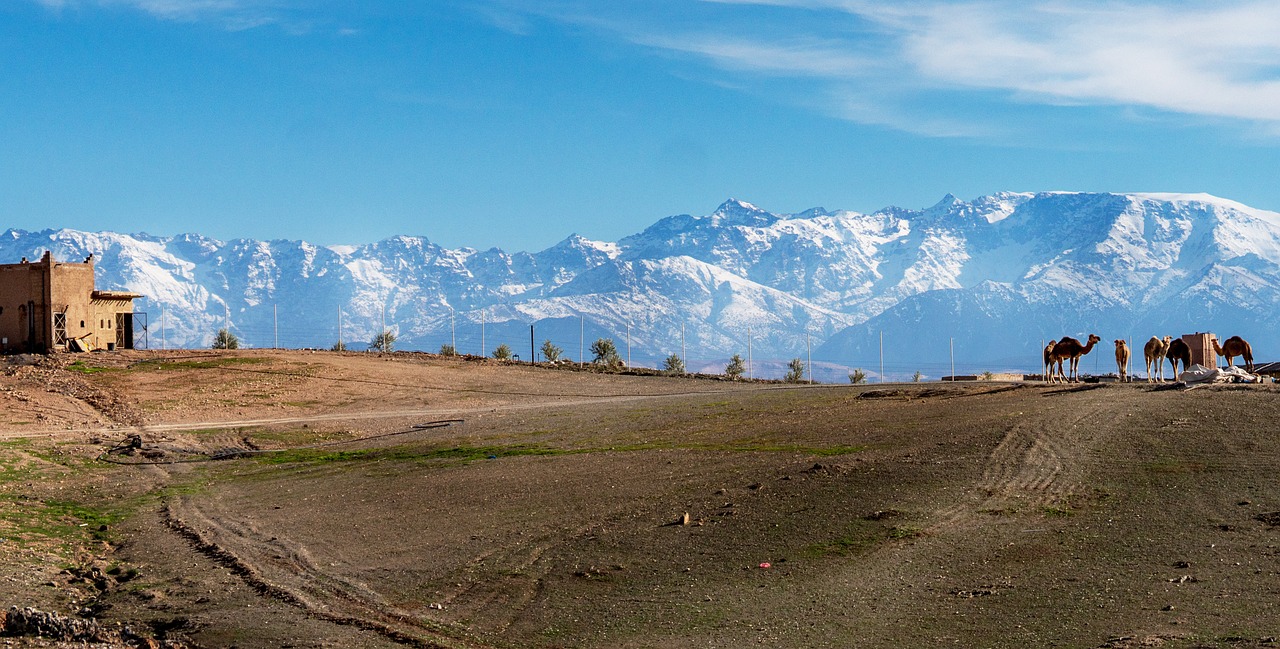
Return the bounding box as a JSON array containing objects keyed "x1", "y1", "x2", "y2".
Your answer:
[
  {"x1": 747, "y1": 325, "x2": 752, "y2": 380},
  {"x1": 338, "y1": 305, "x2": 343, "y2": 349},
  {"x1": 530, "y1": 324, "x2": 535, "y2": 365},
  {"x1": 626, "y1": 324, "x2": 631, "y2": 368},
  {"x1": 950, "y1": 337, "x2": 955, "y2": 381},
  {"x1": 450, "y1": 307, "x2": 455, "y2": 351},
  {"x1": 806, "y1": 333, "x2": 813, "y2": 384},
  {"x1": 681, "y1": 322, "x2": 686, "y2": 369},
  {"x1": 879, "y1": 330, "x2": 884, "y2": 383},
  {"x1": 161, "y1": 305, "x2": 166, "y2": 350},
  {"x1": 273, "y1": 304, "x2": 278, "y2": 349},
  {"x1": 481, "y1": 311, "x2": 486, "y2": 357},
  {"x1": 579, "y1": 315, "x2": 584, "y2": 368}
]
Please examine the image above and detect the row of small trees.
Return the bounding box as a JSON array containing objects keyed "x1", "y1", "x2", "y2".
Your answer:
[{"x1": 214, "y1": 327, "x2": 830, "y2": 383}]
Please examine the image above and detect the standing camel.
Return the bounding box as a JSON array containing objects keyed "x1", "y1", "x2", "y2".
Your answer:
[
  {"x1": 1050, "y1": 334, "x2": 1101, "y2": 382},
  {"x1": 1143, "y1": 336, "x2": 1171, "y2": 383},
  {"x1": 1166, "y1": 337, "x2": 1192, "y2": 380},
  {"x1": 1114, "y1": 340, "x2": 1130, "y2": 382},
  {"x1": 1211, "y1": 335, "x2": 1255, "y2": 373},
  {"x1": 1042, "y1": 340, "x2": 1057, "y2": 382}
]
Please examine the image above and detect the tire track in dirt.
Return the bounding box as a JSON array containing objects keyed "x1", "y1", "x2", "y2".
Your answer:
[
  {"x1": 926, "y1": 390, "x2": 1116, "y2": 534},
  {"x1": 165, "y1": 495, "x2": 491, "y2": 649}
]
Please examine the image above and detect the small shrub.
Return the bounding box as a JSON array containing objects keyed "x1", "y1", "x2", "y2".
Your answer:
[
  {"x1": 370, "y1": 330, "x2": 396, "y2": 352},
  {"x1": 212, "y1": 328, "x2": 239, "y2": 350},
  {"x1": 541, "y1": 340, "x2": 563, "y2": 363},
  {"x1": 439, "y1": 343, "x2": 456, "y2": 356},
  {"x1": 724, "y1": 354, "x2": 746, "y2": 380},
  {"x1": 784, "y1": 358, "x2": 805, "y2": 383},
  {"x1": 331, "y1": 340, "x2": 346, "y2": 352},
  {"x1": 912, "y1": 370, "x2": 922, "y2": 382},
  {"x1": 848, "y1": 369, "x2": 867, "y2": 384},
  {"x1": 590, "y1": 338, "x2": 623, "y2": 369},
  {"x1": 493, "y1": 343, "x2": 513, "y2": 360},
  {"x1": 663, "y1": 353, "x2": 685, "y2": 375},
  {"x1": 981, "y1": 371, "x2": 994, "y2": 381}
]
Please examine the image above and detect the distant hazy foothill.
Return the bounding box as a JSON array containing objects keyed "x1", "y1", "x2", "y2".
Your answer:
[{"x1": 4, "y1": 191, "x2": 1277, "y2": 376}]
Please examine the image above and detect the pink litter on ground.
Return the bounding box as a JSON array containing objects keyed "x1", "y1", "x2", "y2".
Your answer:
[{"x1": 759, "y1": 562, "x2": 771, "y2": 569}]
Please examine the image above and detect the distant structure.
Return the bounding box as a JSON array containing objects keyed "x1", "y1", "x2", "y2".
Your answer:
[{"x1": 0, "y1": 251, "x2": 143, "y2": 353}]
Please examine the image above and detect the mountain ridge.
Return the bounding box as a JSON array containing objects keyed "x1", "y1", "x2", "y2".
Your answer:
[{"x1": 5, "y1": 191, "x2": 1278, "y2": 379}]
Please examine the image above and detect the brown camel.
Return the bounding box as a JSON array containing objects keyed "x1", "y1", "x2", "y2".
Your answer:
[
  {"x1": 1165, "y1": 337, "x2": 1192, "y2": 380},
  {"x1": 1211, "y1": 335, "x2": 1255, "y2": 373},
  {"x1": 1049, "y1": 334, "x2": 1101, "y2": 382},
  {"x1": 1042, "y1": 339, "x2": 1057, "y2": 382},
  {"x1": 1114, "y1": 339, "x2": 1130, "y2": 382},
  {"x1": 1143, "y1": 335, "x2": 1171, "y2": 383}
]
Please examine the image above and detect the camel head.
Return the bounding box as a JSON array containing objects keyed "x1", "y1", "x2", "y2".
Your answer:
[{"x1": 1114, "y1": 339, "x2": 1126, "y2": 349}]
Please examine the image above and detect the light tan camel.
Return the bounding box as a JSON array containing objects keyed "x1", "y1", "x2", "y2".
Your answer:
[
  {"x1": 1143, "y1": 335, "x2": 1171, "y2": 383},
  {"x1": 1049, "y1": 334, "x2": 1101, "y2": 382},
  {"x1": 1114, "y1": 339, "x2": 1130, "y2": 382},
  {"x1": 1042, "y1": 339, "x2": 1057, "y2": 382},
  {"x1": 1166, "y1": 337, "x2": 1192, "y2": 380},
  {"x1": 1211, "y1": 335, "x2": 1255, "y2": 373}
]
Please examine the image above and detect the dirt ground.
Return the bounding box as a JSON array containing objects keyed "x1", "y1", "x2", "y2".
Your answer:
[{"x1": 3, "y1": 349, "x2": 1280, "y2": 648}]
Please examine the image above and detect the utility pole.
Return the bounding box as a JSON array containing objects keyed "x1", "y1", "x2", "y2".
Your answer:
[
  {"x1": 950, "y1": 337, "x2": 955, "y2": 381},
  {"x1": 681, "y1": 322, "x2": 686, "y2": 368},
  {"x1": 626, "y1": 323, "x2": 631, "y2": 368},
  {"x1": 450, "y1": 306, "x2": 455, "y2": 351},
  {"x1": 530, "y1": 324, "x2": 535, "y2": 365},
  {"x1": 273, "y1": 304, "x2": 278, "y2": 349},
  {"x1": 161, "y1": 305, "x2": 166, "y2": 350},
  {"x1": 579, "y1": 315, "x2": 584, "y2": 368},
  {"x1": 747, "y1": 325, "x2": 752, "y2": 380},
  {"x1": 481, "y1": 311, "x2": 486, "y2": 357},
  {"x1": 879, "y1": 330, "x2": 884, "y2": 383},
  {"x1": 337, "y1": 305, "x2": 343, "y2": 350},
  {"x1": 807, "y1": 333, "x2": 813, "y2": 384}
]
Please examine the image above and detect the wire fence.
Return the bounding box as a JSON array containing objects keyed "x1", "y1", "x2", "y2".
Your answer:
[{"x1": 130, "y1": 300, "x2": 1094, "y2": 383}]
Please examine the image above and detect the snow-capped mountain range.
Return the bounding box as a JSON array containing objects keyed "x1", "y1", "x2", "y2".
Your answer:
[{"x1": 4, "y1": 191, "x2": 1278, "y2": 379}]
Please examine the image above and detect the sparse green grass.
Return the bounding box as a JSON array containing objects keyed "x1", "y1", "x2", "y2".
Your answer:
[
  {"x1": 66, "y1": 360, "x2": 114, "y2": 374},
  {"x1": 132, "y1": 356, "x2": 271, "y2": 371}
]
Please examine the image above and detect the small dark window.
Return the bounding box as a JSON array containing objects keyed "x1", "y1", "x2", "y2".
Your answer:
[
  {"x1": 80, "y1": 321, "x2": 85, "y2": 328},
  {"x1": 100, "y1": 320, "x2": 104, "y2": 328}
]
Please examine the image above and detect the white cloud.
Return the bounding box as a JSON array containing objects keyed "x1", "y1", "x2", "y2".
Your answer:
[{"x1": 553, "y1": 0, "x2": 1280, "y2": 132}]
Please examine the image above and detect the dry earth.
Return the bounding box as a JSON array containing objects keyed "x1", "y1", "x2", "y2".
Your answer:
[{"x1": 2, "y1": 349, "x2": 1280, "y2": 648}]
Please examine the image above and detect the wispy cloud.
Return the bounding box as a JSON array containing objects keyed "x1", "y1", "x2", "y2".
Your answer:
[
  {"x1": 33, "y1": 0, "x2": 307, "y2": 32},
  {"x1": 510, "y1": 0, "x2": 1280, "y2": 135}
]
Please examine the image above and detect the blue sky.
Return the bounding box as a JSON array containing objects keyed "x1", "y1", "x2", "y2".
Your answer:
[{"x1": 5, "y1": 1, "x2": 1280, "y2": 251}]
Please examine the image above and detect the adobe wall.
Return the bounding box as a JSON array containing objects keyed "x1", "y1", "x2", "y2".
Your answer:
[{"x1": 0, "y1": 263, "x2": 47, "y2": 352}]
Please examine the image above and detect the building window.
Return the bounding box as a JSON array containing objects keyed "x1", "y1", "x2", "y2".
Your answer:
[{"x1": 80, "y1": 321, "x2": 85, "y2": 328}]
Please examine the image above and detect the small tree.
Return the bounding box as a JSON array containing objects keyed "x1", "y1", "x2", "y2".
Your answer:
[
  {"x1": 541, "y1": 340, "x2": 563, "y2": 363},
  {"x1": 663, "y1": 353, "x2": 685, "y2": 375},
  {"x1": 724, "y1": 353, "x2": 746, "y2": 380},
  {"x1": 912, "y1": 370, "x2": 922, "y2": 382},
  {"x1": 212, "y1": 328, "x2": 239, "y2": 350},
  {"x1": 493, "y1": 343, "x2": 513, "y2": 360},
  {"x1": 370, "y1": 329, "x2": 396, "y2": 352},
  {"x1": 784, "y1": 358, "x2": 806, "y2": 383},
  {"x1": 848, "y1": 368, "x2": 867, "y2": 384},
  {"x1": 331, "y1": 340, "x2": 347, "y2": 352},
  {"x1": 439, "y1": 343, "x2": 457, "y2": 356},
  {"x1": 590, "y1": 338, "x2": 623, "y2": 369},
  {"x1": 981, "y1": 370, "x2": 994, "y2": 381}
]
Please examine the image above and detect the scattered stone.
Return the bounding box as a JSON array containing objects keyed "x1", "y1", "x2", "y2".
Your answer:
[
  {"x1": 1, "y1": 606, "x2": 107, "y2": 642},
  {"x1": 1255, "y1": 512, "x2": 1280, "y2": 527},
  {"x1": 864, "y1": 509, "x2": 902, "y2": 521}
]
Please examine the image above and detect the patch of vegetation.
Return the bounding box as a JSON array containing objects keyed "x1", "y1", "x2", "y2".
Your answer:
[
  {"x1": 1041, "y1": 504, "x2": 1074, "y2": 517},
  {"x1": 888, "y1": 526, "x2": 922, "y2": 539},
  {"x1": 254, "y1": 444, "x2": 567, "y2": 466},
  {"x1": 132, "y1": 356, "x2": 270, "y2": 371},
  {"x1": 66, "y1": 360, "x2": 113, "y2": 374}
]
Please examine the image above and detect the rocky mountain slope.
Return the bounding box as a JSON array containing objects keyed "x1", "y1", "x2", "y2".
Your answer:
[{"x1": 5, "y1": 191, "x2": 1278, "y2": 378}]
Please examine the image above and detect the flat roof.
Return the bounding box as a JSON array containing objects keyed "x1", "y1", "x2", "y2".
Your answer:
[{"x1": 91, "y1": 290, "x2": 144, "y2": 300}]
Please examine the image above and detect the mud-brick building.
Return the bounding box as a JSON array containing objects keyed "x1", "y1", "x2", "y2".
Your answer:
[{"x1": 0, "y1": 251, "x2": 143, "y2": 353}]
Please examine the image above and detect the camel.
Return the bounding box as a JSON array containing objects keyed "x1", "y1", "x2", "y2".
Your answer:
[
  {"x1": 1114, "y1": 339, "x2": 1130, "y2": 382},
  {"x1": 1211, "y1": 335, "x2": 1255, "y2": 374},
  {"x1": 1042, "y1": 340, "x2": 1057, "y2": 382},
  {"x1": 1165, "y1": 337, "x2": 1192, "y2": 380},
  {"x1": 1143, "y1": 335, "x2": 1171, "y2": 383},
  {"x1": 1049, "y1": 334, "x2": 1101, "y2": 382}
]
